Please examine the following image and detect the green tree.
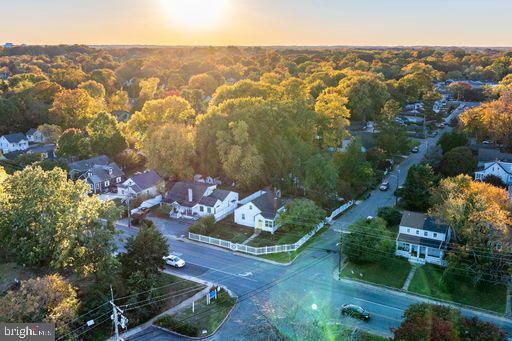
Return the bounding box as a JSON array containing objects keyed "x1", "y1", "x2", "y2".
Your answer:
[
  {"x1": 188, "y1": 73, "x2": 220, "y2": 96},
  {"x1": 376, "y1": 119, "x2": 410, "y2": 155},
  {"x1": 422, "y1": 89, "x2": 443, "y2": 122},
  {"x1": 302, "y1": 153, "x2": 338, "y2": 201},
  {"x1": 440, "y1": 146, "x2": 476, "y2": 177},
  {"x1": 37, "y1": 124, "x2": 62, "y2": 143},
  {"x1": 120, "y1": 222, "x2": 168, "y2": 279},
  {"x1": 78, "y1": 80, "x2": 106, "y2": 100},
  {"x1": 437, "y1": 131, "x2": 468, "y2": 154},
  {"x1": 86, "y1": 112, "x2": 128, "y2": 157},
  {"x1": 314, "y1": 90, "x2": 350, "y2": 148},
  {"x1": 141, "y1": 122, "x2": 195, "y2": 179},
  {"x1": 400, "y1": 164, "x2": 436, "y2": 212},
  {"x1": 56, "y1": 128, "x2": 91, "y2": 159},
  {"x1": 377, "y1": 206, "x2": 403, "y2": 227},
  {"x1": 380, "y1": 99, "x2": 402, "y2": 121},
  {"x1": 0, "y1": 167, "x2": 118, "y2": 270},
  {"x1": 334, "y1": 140, "x2": 374, "y2": 198},
  {"x1": 342, "y1": 217, "x2": 395, "y2": 263},
  {"x1": 277, "y1": 198, "x2": 326, "y2": 235}
]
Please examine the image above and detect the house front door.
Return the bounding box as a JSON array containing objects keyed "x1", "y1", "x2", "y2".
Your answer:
[{"x1": 257, "y1": 220, "x2": 263, "y2": 229}]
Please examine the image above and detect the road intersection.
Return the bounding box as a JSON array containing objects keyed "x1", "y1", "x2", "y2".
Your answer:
[{"x1": 119, "y1": 133, "x2": 512, "y2": 340}]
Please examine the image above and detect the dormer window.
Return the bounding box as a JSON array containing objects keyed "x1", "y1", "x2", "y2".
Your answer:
[{"x1": 108, "y1": 168, "x2": 113, "y2": 175}]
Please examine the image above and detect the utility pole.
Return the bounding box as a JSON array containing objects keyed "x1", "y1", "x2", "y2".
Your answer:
[
  {"x1": 110, "y1": 286, "x2": 128, "y2": 341},
  {"x1": 395, "y1": 168, "x2": 400, "y2": 206},
  {"x1": 127, "y1": 194, "x2": 132, "y2": 229}
]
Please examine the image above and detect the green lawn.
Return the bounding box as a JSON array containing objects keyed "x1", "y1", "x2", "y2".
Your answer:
[
  {"x1": 190, "y1": 214, "x2": 254, "y2": 243},
  {"x1": 341, "y1": 258, "x2": 412, "y2": 288},
  {"x1": 408, "y1": 264, "x2": 507, "y2": 313},
  {"x1": 154, "y1": 289, "x2": 236, "y2": 338},
  {"x1": 247, "y1": 228, "x2": 305, "y2": 247},
  {"x1": 257, "y1": 227, "x2": 329, "y2": 263}
]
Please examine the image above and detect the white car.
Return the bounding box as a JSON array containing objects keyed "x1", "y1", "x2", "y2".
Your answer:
[
  {"x1": 163, "y1": 255, "x2": 186, "y2": 268},
  {"x1": 379, "y1": 181, "x2": 390, "y2": 191}
]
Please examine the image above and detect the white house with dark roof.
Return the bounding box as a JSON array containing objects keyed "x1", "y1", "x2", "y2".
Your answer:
[
  {"x1": 26, "y1": 128, "x2": 45, "y2": 143},
  {"x1": 0, "y1": 133, "x2": 29, "y2": 154},
  {"x1": 395, "y1": 211, "x2": 451, "y2": 266},
  {"x1": 68, "y1": 155, "x2": 125, "y2": 194},
  {"x1": 234, "y1": 190, "x2": 285, "y2": 233},
  {"x1": 164, "y1": 181, "x2": 238, "y2": 221},
  {"x1": 117, "y1": 170, "x2": 163, "y2": 198},
  {"x1": 475, "y1": 161, "x2": 512, "y2": 186}
]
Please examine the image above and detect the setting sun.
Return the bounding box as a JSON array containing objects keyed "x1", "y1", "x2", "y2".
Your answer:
[{"x1": 161, "y1": 0, "x2": 229, "y2": 30}]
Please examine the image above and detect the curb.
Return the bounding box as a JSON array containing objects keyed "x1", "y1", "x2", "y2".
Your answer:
[{"x1": 339, "y1": 277, "x2": 510, "y2": 322}]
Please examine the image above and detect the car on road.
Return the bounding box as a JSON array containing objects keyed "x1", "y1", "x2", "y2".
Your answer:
[
  {"x1": 411, "y1": 146, "x2": 419, "y2": 153},
  {"x1": 379, "y1": 181, "x2": 390, "y2": 191},
  {"x1": 163, "y1": 255, "x2": 186, "y2": 268},
  {"x1": 341, "y1": 304, "x2": 370, "y2": 321}
]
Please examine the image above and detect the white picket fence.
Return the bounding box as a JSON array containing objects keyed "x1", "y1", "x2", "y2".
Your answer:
[
  {"x1": 189, "y1": 221, "x2": 325, "y2": 256},
  {"x1": 326, "y1": 200, "x2": 354, "y2": 223}
]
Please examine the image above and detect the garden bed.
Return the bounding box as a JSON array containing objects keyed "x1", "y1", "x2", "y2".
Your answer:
[
  {"x1": 154, "y1": 288, "x2": 236, "y2": 338},
  {"x1": 408, "y1": 264, "x2": 507, "y2": 313}
]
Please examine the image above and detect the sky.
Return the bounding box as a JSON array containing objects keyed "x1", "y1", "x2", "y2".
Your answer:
[{"x1": 2, "y1": 0, "x2": 512, "y2": 46}]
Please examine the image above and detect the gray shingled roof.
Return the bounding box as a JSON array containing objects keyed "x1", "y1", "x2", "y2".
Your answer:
[
  {"x1": 83, "y1": 163, "x2": 124, "y2": 184},
  {"x1": 3, "y1": 133, "x2": 27, "y2": 143},
  {"x1": 477, "y1": 148, "x2": 512, "y2": 163},
  {"x1": 26, "y1": 128, "x2": 37, "y2": 136},
  {"x1": 124, "y1": 170, "x2": 162, "y2": 193},
  {"x1": 252, "y1": 191, "x2": 285, "y2": 219},
  {"x1": 68, "y1": 155, "x2": 110, "y2": 172},
  {"x1": 397, "y1": 233, "x2": 446, "y2": 249},
  {"x1": 165, "y1": 181, "x2": 211, "y2": 207},
  {"x1": 400, "y1": 211, "x2": 448, "y2": 234}
]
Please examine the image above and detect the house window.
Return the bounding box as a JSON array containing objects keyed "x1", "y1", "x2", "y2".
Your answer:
[
  {"x1": 116, "y1": 177, "x2": 122, "y2": 183},
  {"x1": 249, "y1": 205, "x2": 252, "y2": 210},
  {"x1": 207, "y1": 207, "x2": 211, "y2": 213},
  {"x1": 424, "y1": 231, "x2": 428, "y2": 237},
  {"x1": 433, "y1": 233, "x2": 438, "y2": 238},
  {"x1": 416, "y1": 230, "x2": 419, "y2": 235},
  {"x1": 265, "y1": 220, "x2": 273, "y2": 228},
  {"x1": 242, "y1": 214, "x2": 245, "y2": 220},
  {"x1": 199, "y1": 206, "x2": 204, "y2": 212},
  {"x1": 104, "y1": 180, "x2": 110, "y2": 187},
  {"x1": 407, "y1": 228, "x2": 410, "y2": 233},
  {"x1": 397, "y1": 242, "x2": 410, "y2": 252}
]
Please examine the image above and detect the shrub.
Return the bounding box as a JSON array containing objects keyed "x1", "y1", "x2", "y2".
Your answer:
[
  {"x1": 377, "y1": 206, "x2": 402, "y2": 227},
  {"x1": 189, "y1": 215, "x2": 215, "y2": 235},
  {"x1": 154, "y1": 314, "x2": 199, "y2": 337}
]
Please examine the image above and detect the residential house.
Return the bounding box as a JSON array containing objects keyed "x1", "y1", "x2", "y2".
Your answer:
[
  {"x1": 26, "y1": 128, "x2": 45, "y2": 143},
  {"x1": 0, "y1": 133, "x2": 29, "y2": 154},
  {"x1": 475, "y1": 147, "x2": 512, "y2": 167},
  {"x1": 475, "y1": 161, "x2": 512, "y2": 186},
  {"x1": 26, "y1": 144, "x2": 57, "y2": 159},
  {"x1": 3, "y1": 43, "x2": 13, "y2": 48},
  {"x1": 117, "y1": 170, "x2": 163, "y2": 198},
  {"x1": 164, "y1": 181, "x2": 238, "y2": 220},
  {"x1": 68, "y1": 155, "x2": 125, "y2": 193},
  {"x1": 234, "y1": 190, "x2": 285, "y2": 233},
  {"x1": 395, "y1": 211, "x2": 451, "y2": 266}
]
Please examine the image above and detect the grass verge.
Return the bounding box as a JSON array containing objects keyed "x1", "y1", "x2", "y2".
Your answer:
[
  {"x1": 341, "y1": 257, "x2": 412, "y2": 288},
  {"x1": 408, "y1": 264, "x2": 507, "y2": 313},
  {"x1": 154, "y1": 288, "x2": 236, "y2": 338}
]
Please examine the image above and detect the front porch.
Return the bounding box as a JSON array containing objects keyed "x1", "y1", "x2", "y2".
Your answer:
[{"x1": 396, "y1": 241, "x2": 447, "y2": 267}]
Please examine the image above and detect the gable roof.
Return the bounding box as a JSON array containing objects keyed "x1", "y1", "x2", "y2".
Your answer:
[
  {"x1": 124, "y1": 170, "x2": 162, "y2": 193},
  {"x1": 482, "y1": 161, "x2": 512, "y2": 175},
  {"x1": 26, "y1": 128, "x2": 37, "y2": 136},
  {"x1": 82, "y1": 163, "x2": 124, "y2": 184},
  {"x1": 164, "y1": 181, "x2": 212, "y2": 207},
  {"x1": 2, "y1": 133, "x2": 27, "y2": 143},
  {"x1": 27, "y1": 144, "x2": 55, "y2": 154},
  {"x1": 400, "y1": 211, "x2": 448, "y2": 234},
  {"x1": 68, "y1": 155, "x2": 111, "y2": 172},
  {"x1": 477, "y1": 148, "x2": 512, "y2": 163},
  {"x1": 251, "y1": 191, "x2": 285, "y2": 220}
]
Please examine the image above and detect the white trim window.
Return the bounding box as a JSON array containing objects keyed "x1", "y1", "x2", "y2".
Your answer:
[
  {"x1": 104, "y1": 180, "x2": 110, "y2": 187},
  {"x1": 116, "y1": 177, "x2": 122, "y2": 183}
]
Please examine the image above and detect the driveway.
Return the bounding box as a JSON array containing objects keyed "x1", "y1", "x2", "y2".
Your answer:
[{"x1": 147, "y1": 214, "x2": 192, "y2": 239}]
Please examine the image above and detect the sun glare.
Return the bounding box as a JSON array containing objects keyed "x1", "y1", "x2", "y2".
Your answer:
[{"x1": 161, "y1": 0, "x2": 229, "y2": 30}]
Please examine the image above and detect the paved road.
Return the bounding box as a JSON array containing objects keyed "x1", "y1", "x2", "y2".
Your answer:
[{"x1": 123, "y1": 133, "x2": 512, "y2": 340}]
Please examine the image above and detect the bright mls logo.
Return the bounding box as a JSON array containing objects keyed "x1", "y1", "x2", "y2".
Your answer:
[{"x1": 1, "y1": 323, "x2": 55, "y2": 341}]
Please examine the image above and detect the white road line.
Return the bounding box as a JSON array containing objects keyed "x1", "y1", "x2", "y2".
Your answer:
[
  {"x1": 353, "y1": 297, "x2": 404, "y2": 312},
  {"x1": 186, "y1": 261, "x2": 258, "y2": 282}
]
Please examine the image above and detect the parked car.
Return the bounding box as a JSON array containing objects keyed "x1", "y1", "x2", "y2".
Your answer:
[
  {"x1": 411, "y1": 146, "x2": 419, "y2": 153},
  {"x1": 341, "y1": 304, "x2": 370, "y2": 321},
  {"x1": 379, "y1": 181, "x2": 390, "y2": 191},
  {"x1": 163, "y1": 255, "x2": 186, "y2": 268}
]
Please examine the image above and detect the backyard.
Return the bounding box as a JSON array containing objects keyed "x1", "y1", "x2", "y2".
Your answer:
[
  {"x1": 408, "y1": 264, "x2": 507, "y2": 313},
  {"x1": 340, "y1": 257, "x2": 412, "y2": 288}
]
